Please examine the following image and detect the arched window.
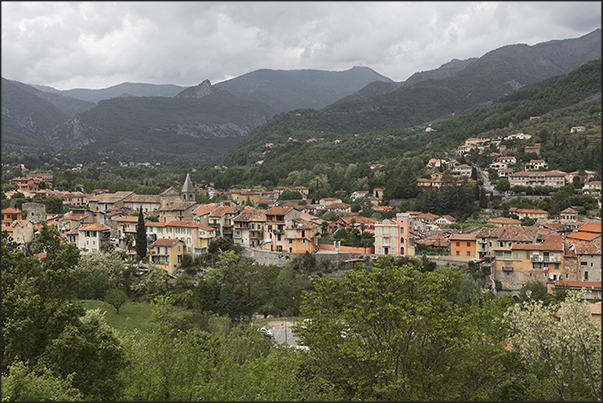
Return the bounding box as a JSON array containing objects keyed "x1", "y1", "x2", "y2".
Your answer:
[{"x1": 400, "y1": 237, "x2": 404, "y2": 243}]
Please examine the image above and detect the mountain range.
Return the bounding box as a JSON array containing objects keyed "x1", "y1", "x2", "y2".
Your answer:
[{"x1": 1, "y1": 28, "x2": 600, "y2": 163}]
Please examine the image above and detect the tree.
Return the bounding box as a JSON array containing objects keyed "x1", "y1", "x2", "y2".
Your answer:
[
  {"x1": 496, "y1": 177, "x2": 510, "y2": 192},
  {"x1": 135, "y1": 206, "x2": 147, "y2": 263},
  {"x1": 297, "y1": 256, "x2": 510, "y2": 400},
  {"x1": 2, "y1": 225, "x2": 127, "y2": 400},
  {"x1": 105, "y1": 288, "x2": 128, "y2": 314},
  {"x1": 2, "y1": 362, "x2": 83, "y2": 401},
  {"x1": 503, "y1": 290, "x2": 601, "y2": 401}
]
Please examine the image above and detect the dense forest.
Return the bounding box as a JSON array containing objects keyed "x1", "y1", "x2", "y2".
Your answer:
[{"x1": 2, "y1": 225, "x2": 600, "y2": 401}]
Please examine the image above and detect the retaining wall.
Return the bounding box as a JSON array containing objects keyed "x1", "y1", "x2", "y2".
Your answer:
[{"x1": 240, "y1": 247, "x2": 374, "y2": 268}]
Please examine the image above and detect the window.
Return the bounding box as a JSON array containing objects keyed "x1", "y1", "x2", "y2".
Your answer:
[
  {"x1": 466, "y1": 251, "x2": 471, "y2": 256},
  {"x1": 456, "y1": 251, "x2": 460, "y2": 256},
  {"x1": 585, "y1": 271, "x2": 589, "y2": 280},
  {"x1": 456, "y1": 242, "x2": 460, "y2": 247},
  {"x1": 466, "y1": 242, "x2": 471, "y2": 247},
  {"x1": 514, "y1": 251, "x2": 522, "y2": 259},
  {"x1": 178, "y1": 245, "x2": 181, "y2": 252}
]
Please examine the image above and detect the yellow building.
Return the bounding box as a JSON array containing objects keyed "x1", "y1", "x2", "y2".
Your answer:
[
  {"x1": 149, "y1": 238, "x2": 186, "y2": 275},
  {"x1": 492, "y1": 234, "x2": 568, "y2": 292},
  {"x1": 1, "y1": 208, "x2": 23, "y2": 226}
]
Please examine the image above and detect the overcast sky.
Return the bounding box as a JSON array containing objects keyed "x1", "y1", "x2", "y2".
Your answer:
[{"x1": 2, "y1": 1, "x2": 601, "y2": 90}]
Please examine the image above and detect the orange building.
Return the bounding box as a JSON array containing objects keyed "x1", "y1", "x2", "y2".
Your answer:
[{"x1": 449, "y1": 232, "x2": 477, "y2": 258}]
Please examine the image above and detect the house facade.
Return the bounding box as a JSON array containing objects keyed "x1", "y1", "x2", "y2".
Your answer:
[
  {"x1": 77, "y1": 222, "x2": 112, "y2": 254},
  {"x1": 148, "y1": 238, "x2": 186, "y2": 275},
  {"x1": 373, "y1": 213, "x2": 413, "y2": 257}
]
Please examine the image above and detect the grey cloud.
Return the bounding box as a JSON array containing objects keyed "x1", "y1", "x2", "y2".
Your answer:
[{"x1": 1, "y1": 2, "x2": 600, "y2": 90}]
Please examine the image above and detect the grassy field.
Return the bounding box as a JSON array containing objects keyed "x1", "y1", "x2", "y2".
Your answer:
[
  {"x1": 81, "y1": 300, "x2": 158, "y2": 336},
  {"x1": 81, "y1": 299, "x2": 305, "y2": 336}
]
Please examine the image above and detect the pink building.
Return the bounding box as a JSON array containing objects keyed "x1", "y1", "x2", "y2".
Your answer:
[{"x1": 373, "y1": 213, "x2": 413, "y2": 257}]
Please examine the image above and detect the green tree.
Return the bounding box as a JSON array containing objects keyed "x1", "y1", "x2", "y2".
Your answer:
[
  {"x1": 298, "y1": 256, "x2": 509, "y2": 400},
  {"x1": 135, "y1": 206, "x2": 147, "y2": 262},
  {"x1": 496, "y1": 177, "x2": 510, "y2": 192},
  {"x1": 1, "y1": 362, "x2": 83, "y2": 401},
  {"x1": 105, "y1": 288, "x2": 128, "y2": 314}
]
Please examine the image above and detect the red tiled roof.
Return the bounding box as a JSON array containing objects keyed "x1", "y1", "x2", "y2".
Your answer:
[
  {"x1": 487, "y1": 217, "x2": 522, "y2": 224},
  {"x1": 576, "y1": 223, "x2": 601, "y2": 234},
  {"x1": 150, "y1": 238, "x2": 182, "y2": 247},
  {"x1": 553, "y1": 280, "x2": 601, "y2": 289},
  {"x1": 79, "y1": 222, "x2": 111, "y2": 231},
  {"x1": 1, "y1": 208, "x2": 21, "y2": 214}
]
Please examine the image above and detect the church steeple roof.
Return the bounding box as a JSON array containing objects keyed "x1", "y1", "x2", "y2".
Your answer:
[{"x1": 182, "y1": 174, "x2": 194, "y2": 193}]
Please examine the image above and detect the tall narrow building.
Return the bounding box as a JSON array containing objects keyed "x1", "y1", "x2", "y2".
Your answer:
[{"x1": 182, "y1": 174, "x2": 195, "y2": 202}]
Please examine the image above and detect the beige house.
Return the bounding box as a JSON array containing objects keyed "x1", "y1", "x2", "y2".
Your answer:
[
  {"x1": 508, "y1": 170, "x2": 566, "y2": 189},
  {"x1": 233, "y1": 210, "x2": 266, "y2": 248},
  {"x1": 263, "y1": 206, "x2": 301, "y2": 252},
  {"x1": 77, "y1": 222, "x2": 112, "y2": 254},
  {"x1": 6, "y1": 220, "x2": 36, "y2": 249},
  {"x1": 88, "y1": 191, "x2": 135, "y2": 212}
]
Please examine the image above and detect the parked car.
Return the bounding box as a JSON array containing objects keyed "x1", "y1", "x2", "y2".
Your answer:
[{"x1": 258, "y1": 327, "x2": 273, "y2": 339}]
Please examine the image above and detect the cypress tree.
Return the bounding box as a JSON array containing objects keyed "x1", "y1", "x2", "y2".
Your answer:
[{"x1": 135, "y1": 206, "x2": 147, "y2": 263}]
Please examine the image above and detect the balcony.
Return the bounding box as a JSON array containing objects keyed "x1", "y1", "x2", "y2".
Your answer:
[
  {"x1": 502, "y1": 266, "x2": 513, "y2": 272},
  {"x1": 531, "y1": 255, "x2": 560, "y2": 262}
]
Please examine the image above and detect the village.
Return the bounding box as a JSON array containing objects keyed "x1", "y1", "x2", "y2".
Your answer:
[{"x1": 2, "y1": 131, "x2": 601, "y2": 305}]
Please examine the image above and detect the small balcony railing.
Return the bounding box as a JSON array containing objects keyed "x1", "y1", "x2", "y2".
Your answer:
[{"x1": 502, "y1": 266, "x2": 513, "y2": 272}]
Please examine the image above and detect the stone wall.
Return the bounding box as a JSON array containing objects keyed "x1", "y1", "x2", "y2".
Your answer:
[
  {"x1": 22, "y1": 202, "x2": 46, "y2": 224},
  {"x1": 240, "y1": 247, "x2": 374, "y2": 268}
]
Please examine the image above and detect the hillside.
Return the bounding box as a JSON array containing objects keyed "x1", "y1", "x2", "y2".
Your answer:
[
  {"x1": 207, "y1": 59, "x2": 601, "y2": 191},
  {"x1": 1, "y1": 78, "x2": 70, "y2": 145},
  {"x1": 47, "y1": 91, "x2": 275, "y2": 161}
]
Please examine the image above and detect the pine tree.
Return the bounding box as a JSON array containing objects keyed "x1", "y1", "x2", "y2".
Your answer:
[{"x1": 135, "y1": 206, "x2": 147, "y2": 263}]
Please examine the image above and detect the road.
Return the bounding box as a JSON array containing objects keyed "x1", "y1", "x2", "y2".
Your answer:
[{"x1": 265, "y1": 320, "x2": 302, "y2": 347}]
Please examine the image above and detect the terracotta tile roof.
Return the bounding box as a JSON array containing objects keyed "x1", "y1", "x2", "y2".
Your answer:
[
  {"x1": 487, "y1": 217, "x2": 521, "y2": 225},
  {"x1": 1, "y1": 225, "x2": 14, "y2": 232},
  {"x1": 499, "y1": 226, "x2": 538, "y2": 242},
  {"x1": 123, "y1": 194, "x2": 161, "y2": 203},
  {"x1": 161, "y1": 201, "x2": 196, "y2": 211},
  {"x1": 560, "y1": 207, "x2": 578, "y2": 214},
  {"x1": 165, "y1": 220, "x2": 204, "y2": 228},
  {"x1": 150, "y1": 238, "x2": 182, "y2": 247},
  {"x1": 553, "y1": 280, "x2": 601, "y2": 289},
  {"x1": 568, "y1": 241, "x2": 601, "y2": 255},
  {"x1": 475, "y1": 227, "x2": 505, "y2": 238},
  {"x1": 79, "y1": 222, "x2": 111, "y2": 231},
  {"x1": 193, "y1": 203, "x2": 218, "y2": 216},
  {"x1": 88, "y1": 191, "x2": 135, "y2": 202},
  {"x1": 1, "y1": 208, "x2": 21, "y2": 214},
  {"x1": 449, "y1": 233, "x2": 477, "y2": 241},
  {"x1": 116, "y1": 216, "x2": 140, "y2": 222},
  {"x1": 145, "y1": 222, "x2": 166, "y2": 227},
  {"x1": 576, "y1": 223, "x2": 601, "y2": 234},
  {"x1": 209, "y1": 206, "x2": 231, "y2": 217},
  {"x1": 566, "y1": 232, "x2": 601, "y2": 241},
  {"x1": 265, "y1": 206, "x2": 295, "y2": 215}
]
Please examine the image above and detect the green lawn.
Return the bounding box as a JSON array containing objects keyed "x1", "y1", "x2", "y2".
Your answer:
[{"x1": 81, "y1": 300, "x2": 157, "y2": 336}]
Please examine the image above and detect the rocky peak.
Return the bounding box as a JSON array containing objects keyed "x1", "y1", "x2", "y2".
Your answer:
[{"x1": 175, "y1": 79, "x2": 213, "y2": 98}]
